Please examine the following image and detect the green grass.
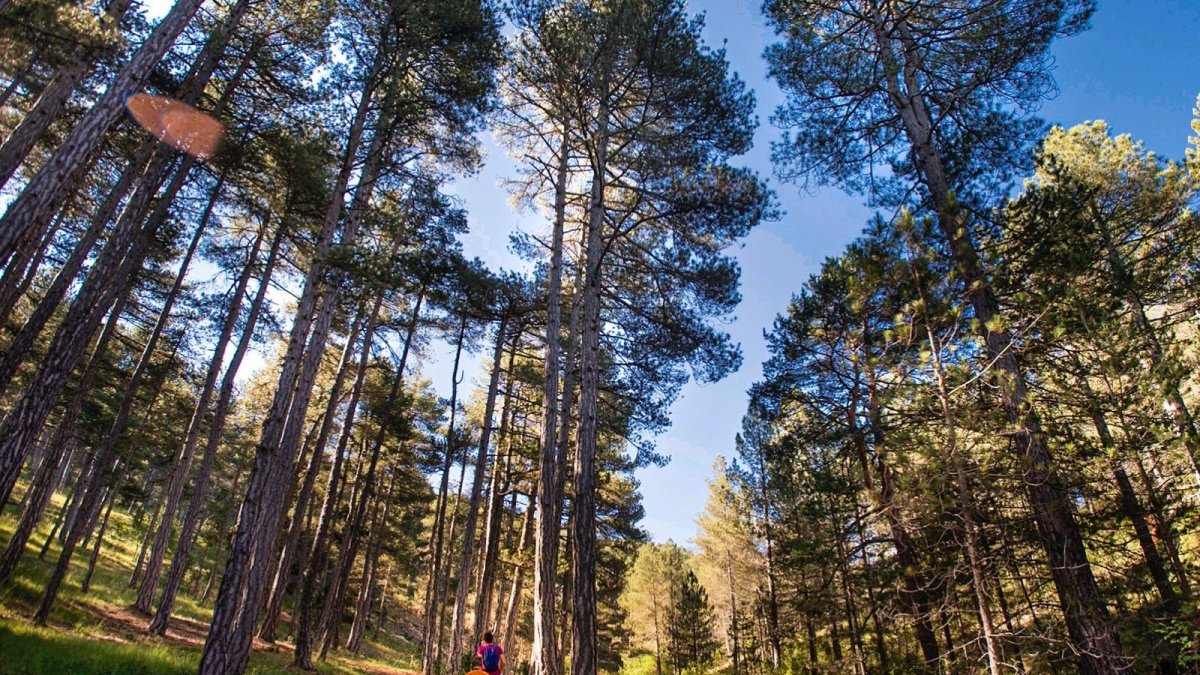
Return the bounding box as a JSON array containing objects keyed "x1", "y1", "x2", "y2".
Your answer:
[
  {"x1": 0, "y1": 619, "x2": 196, "y2": 674},
  {"x1": 0, "y1": 484, "x2": 421, "y2": 674}
]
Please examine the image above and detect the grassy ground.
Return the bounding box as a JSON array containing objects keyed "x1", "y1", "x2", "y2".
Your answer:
[{"x1": 0, "y1": 488, "x2": 421, "y2": 674}]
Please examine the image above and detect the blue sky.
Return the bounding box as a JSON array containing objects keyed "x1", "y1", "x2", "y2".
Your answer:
[
  {"x1": 141, "y1": 0, "x2": 1199, "y2": 545},
  {"x1": 436, "y1": 0, "x2": 1200, "y2": 547}
]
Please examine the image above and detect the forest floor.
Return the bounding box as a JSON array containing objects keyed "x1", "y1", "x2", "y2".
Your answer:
[{"x1": 0, "y1": 489, "x2": 420, "y2": 674}]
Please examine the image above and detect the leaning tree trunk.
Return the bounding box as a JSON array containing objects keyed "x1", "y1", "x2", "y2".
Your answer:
[
  {"x1": 421, "y1": 314, "x2": 469, "y2": 675},
  {"x1": 348, "y1": 468, "x2": 398, "y2": 652},
  {"x1": 923, "y1": 321, "x2": 1002, "y2": 675},
  {"x1": 259, "y1": 299, "x2": 377, "y2": 642},
  {"x1": 129, "y1": 476, "x2": 164, "y2": 588},
  {"x1": 0, "y1": 286, "x2": 130, "y2": 584},
  {"x1": 134, "y1": 209, "x2": 262, "y2": 614},
  {"x1": 570, "y1": 89, "x2": 609, "y2": 675},
  {"x1": 0, "y1": 36, "x2": 250, "y2": 508},
  {"x1": 32, "y1": 222, "x2": 200, "y2": 623},
  {"x1": 0, "y1": 211, "x2": 63, "y2": 332},
  {"x1": 0, "y1": 142, "x2": 153, "y2": 377},
  {"x1": 315, "y1": 299, "x2": 424, "y2": 662},
  {"x1": 148, "y1": 219, "x2": 284, "y2": 635},
  {"x1": 0, "y1": 0, "x2": 134, "y2": 190},
  {"x1": 879, "y1": 15, "x2": 1127, "y2": 672},
  {"x1": 447, "y1": 315, "x2": 511, "y2": 667},
  {"x1": 0, "y1": 0, "x2": 208, "y2": 267},
  {"x1": 530, "y1": 125, "x2": 571, "y2": 675},
  {"x1": 474, "y1": 338, "x2": 519, "y2": 637},
  {"x1": 197, "y1": 38, "x2": 388, "y2": 674},
  {"x1": 502, "y1": 495, "x2": 535, "y2": 654},
  {"x1": 80, "y1": 483, "x2": 118, "y2": 593}
]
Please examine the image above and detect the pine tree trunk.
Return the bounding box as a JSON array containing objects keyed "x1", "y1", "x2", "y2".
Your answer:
[
  {"x1": 570, "y1": 87, "x2": 609, "y2": 675},
  {"x1": 531, "y1": 126, "x2": 571, "y2": 675},
  {"x1": 31, "y1": 159, "x2": 224, "y2": 619},
  {"x1": 438, "y1": 457, "x2": 470, "y2": 670},
  {"x1": 297, "y1": 289, "x2": 424, "y2": 669},
  {"x1": 0, "y1": 0, "x2": 135, "y2": 189},
  {"x1": 316, "y1": 318, "x2": 420, "y2": 661},
  {"x1": 422, "y1": 315, "x2": 469, "y2": 675},
  {"x1": 502, "y1": 495, "x2": 535, "y2": 654},
  {"x1": 33, "y1": 325, "x2": 181, "y2": 623},
  {"x1": 1126, "y1": 446, "x2": 1193, "y2": 600},
  {"x1": 134, "y1": 206, "x2": 261, "y2": 613},
  {"x1": 0, "y1": 286, "x2": 129, "y2": 584},
  {"x1": 0, "y1": 36, "x2": 250, "y2": 507},
  {"x1": 922, "y1": 322, "x2": 1003, "y2": 675},
  {"x1": 1091, "y1": 409, "x2": 1178, "y2": 609},
  {"x1": 0, "y1": 142, "x2": 153, "y2": 374},
  {"x1": 0, "y1": 0, "x2": 211, "y2": 267},
  {"x1": 80, "y1": 485, "x2": 117, "y2": 593},
  {"x1": 0, "y1": 211, "x2": 63, "y2": 330},
  {"x1": 148, "y1": 219, "x2": 283, "y2": 635},
  {"x1": 129, "y1": 479, "x2": 164, "y2": 588},
  {"x1": 448, "y1": 316, "x2": 511, "y2": 665},
  {"x1": 197, "y1": 40, "x2": 388, "y2": 673},
  {"x1": 878, "y1": 15, "x2": 1126, "y2": 671},
  {"x1": 259, "y1": 298, "x2": 377, "y2": 642},
  {"x1": 348, "y1": 468, "x2": 398, "y2": 652},
  {"x1": 1094, "y1": 214, "x2": 1200, "y2": 486},
  {"x1": 474, "y1": 336, "x2": 519, "y2": 637}
]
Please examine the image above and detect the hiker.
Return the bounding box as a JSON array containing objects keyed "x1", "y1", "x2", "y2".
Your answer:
[{"x1": 475, "y1": 631, "x2": 506, "y2": 674}]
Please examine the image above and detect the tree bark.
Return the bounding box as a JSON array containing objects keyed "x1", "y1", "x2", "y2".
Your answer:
[
  {"x1": 474, "y1": 335, "x2": 519, "y2": 637},
  {"x1": 198, "y1": 33, "x2": 388, "y2": 671},
  {"x1": 0, "y1": 284, "x2": 130, "y2": 584},
  {"x1": 348, "y1": 467, "x2": 398, "y2": 652},
  {"x1": 0, "y1": 32, "x2": 250, "y2": 508},
  {"x1": 0, "y1": 0, "x2": 135, "y2": 190},
  {"x1": 148, "y1": 218, "x2": 284, "y2": 635},
  {"x1": 0, "y1": 0, "x2": 208, "y2": 267},
  {"x1": 531, "y1": 126, "x2": 571, "y2": 675},
  {"x1": 315, "y1": 301, "x2": 423, "y2": 662},
  {"x1": 447, "y1": 315, "x2": 510, "y2": 666},
  {"x1": 134, "y1": 208, "x2": 262, "y2": 613},
  {"x1": 875, "y1": 13, "x2": 1127, "y2": 671},
  {"x1": 570, "y1": 87, "x2": 609, "y2": 675},
  {"x1": 422, "y1": 315, "x2": 469, "y2": 675},
  {"x1": 32, "y1": 286, "x2": 185, "y2": 623},
  {"x1": 80, "y1": 484, "x2": 117, "y2": 593},
  {"x1": 259, "y1": 298, "x2": 376, "y2": 642},
  {"x1": 502, "y1": 495, "x2": 535, "y2": 654}
]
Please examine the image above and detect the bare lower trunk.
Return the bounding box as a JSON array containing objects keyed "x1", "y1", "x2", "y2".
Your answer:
[
  {"x1": 348, "y1": 470, "x2": 398, "y2": 652},
  {"x1": 80, "y1": 485, "x2": 117, "y2": 593},
  {"x1": 0, "y1": 288, "x2": 129, "y2": 584},
  {"x1": 422, "y1": 316, "x2": 469, "y2": 675},
  {"x1": 297, "y1": 289, "x2": 423, "y2": 669},
  {"x1": 531, "y1": 126, "x2": 571, "y2": 675},
  {"x1": 135, "y1": 208, "x2": 262, "y2": 614},
  {"x1": 923, "y1": 320, "x2": 1002, "y2": 675},
  {"x1": 260, "y1": 299, "x2": 376, "y2": 642},
  {"x1": 148, "y1": 221, "x2": 283, "y2": 636},
  {"x1": 316, "y1": 329, "x2": 416, "y2": 661},
  {"x1": 474, "y1": 337, "x2": 519, "y2": 636},
  {"x1": 198, "y1": 42, "x2": 385, "y2": 673},
  {"x1": 447, "y1": 317, "x2": 510, "y2": 665},
  {"x1": 502, "y1": 496, "x2": 535, "y2": 653},
  {"x1": 570, "y1": 91, "x2": 609, "y2": 675}
]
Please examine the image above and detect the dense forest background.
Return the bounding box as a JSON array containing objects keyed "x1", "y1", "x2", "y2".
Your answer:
[{"x1": 0, "y1": 0, "x2": 1197, "y2": 674}]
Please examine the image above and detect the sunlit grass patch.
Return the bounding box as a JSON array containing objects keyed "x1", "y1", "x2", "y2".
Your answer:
[{"x1": 0, "y1": 618, "x2": 197, "y2": 674}]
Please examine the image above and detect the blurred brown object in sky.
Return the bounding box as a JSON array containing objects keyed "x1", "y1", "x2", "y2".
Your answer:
[{"x1": 126, "y1": 93, "x2": 224, "y2": 160}]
